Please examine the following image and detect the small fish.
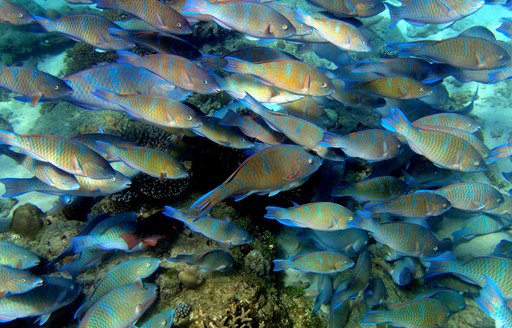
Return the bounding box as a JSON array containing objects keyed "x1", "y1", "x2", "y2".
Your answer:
[
  {"x1": 267, "y1": 3, "x2": 313, "y2": 36},
  {"x1": 492, "y1": 239, "x2": 512, "y2": 260},
  {"x1": 475, "y1": 276, "x2": 512, "y2": 327},
  {"x1": 331, "y1": 251, "x2": 372, "y2": 309},
  {"x1": 189, "y1": 145, "x2": 322, "y2": 216},
  {"x1": 381, "y1": 108, "x2": 486, "y2": 172},
  {"x1": 0, "y1": 276, "x2": 81, "y2": 325},
  {"x1": 183, "y1": 0, "x2": 297, "y2": 39},
  {"x1": 488, "y1": 143, "x2": 512, "y2": 163},
  {"x1": 348, "y1": 211, "x2": 446, "y2": 258},
  {"x1": 0, "y1": 67, "x2": 73, "y2": 106},
  {"x1": 452, "y1": 214, "x2": 511, "y2": 243},
  {"x1": 362, "y1": 299, "x2": 450, "y2": 327},
  {"x1": 332, "y1": 176, "x2": 407, "y2": 202},
  {"x1": 70, "y1": 221, "x2": 140, "y2": 253},
  {"x1": 364, "y1": 278, "x2": 387, "y2": 309},
  {"x1": 387, "y1": 37, "x2": 510, "y2": 70},
  {"x1": 92, "y1": 88, "x2": 202, "y2": 129},
  {"x1": 311, "y1": 274, "x2": 333, "y2": 314},
  {"x1": 273, "y1": 251, "x2": 354, "y2": 273},
  {"x1": 201, "y1": 47, "x2": 300, "y2": 70},
  {"x1": 71, "y1": 133, "x2": 136, "y2": 161},
  {"x1": 167, "y1": 249, "x2": 235, "y2": 272},
  {"x1": 96, "y1": 142, "x2": 188, "y2": 180},
  {"x1": 319, "y1": 129, "x2": 403, "y2": 162},
  {"x1": 116, "y1": 51, "x2": 220, "y2": 94},
  {"x1": 348, "y1": 77, "x2": 432, "y2": 99},
  {"x1": 79, "y1": 281, "x2": 157, "y2": 328},
  {"x1": 300, "y1": 229, "x2": 369, "y2": 256},
  {"x1": 425, "y1": 182, "x2": 504, "y2": 211},
  {"x1": 140, "y1": 308, "x2": 175, "y2": 328},
  {"x1": 364, "y1": 192, "x2": 451, "y2": 217},
  {"x1": 165, "y1": 206, "x2": 251, "y2": 246},
  {"x1": 0, "y1": 265, "x2": 42, "y2": 298},
  {"x1": 412, "y1": 113, "x2": 480, "y2": 133},
  {"x1": 60, "y1": 248, "x2": 110, "y2": 279},
  {"x1": 294, "y1": 10, "x2": 370, "y2": 52},
  {"x1": 224, "y1": 57, "x2": 335, "y2": 96},
  {"x1": 219, "y1": 110, "x2": 286, "y2": 145},
  {"x1": 264, "y1": 202, "x2": 354, "y2": 231},
  {"x1": 483, "y1": 193, "x2": 512, "y2": 219},
  {"x1": 95, "y1": 0, "x2": 192, "y2": 34},
  {"x1": 497, "y1": 17, "x2": 512, "y2": 39},
  {"x1": 307, "y1": 0, "x2": 385, "y2": 17},
  {"x1": 279, "y1": 96, "x2": 332, "y2": 127},
  {"x1": 414, "y1": 289, "x2": 466, "y2": 313},
  {"x1": 0, "y1": 241, "x2": 39, "y2": 269},
  {"x1": 388, "y1": 257, "x2": 416, "y2": 286},
  {"x1": 35, "y1": 14, "x2": 133, "y2": 51},
  {"x1": 0, "y1": 0, "x2": 34, "y2": 25},
  {"x1": 192, "y1": 116, "x2": 255, "y2": 149}
]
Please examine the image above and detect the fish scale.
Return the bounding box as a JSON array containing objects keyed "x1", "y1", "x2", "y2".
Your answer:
[
  {"x1": 427, "y1": 182, "x2": 504, "y2": 211},
  {"x1": 364, "y1": 192, "x2": 451, "y2": 217},
  {"x1": 273, "y1": 251, "x2": 354, "y2": 273},
  {"x1": 417, "y1": 125, "x2": 489, "y2": 158},
  {"x1": 332, "y1": 176, "x2": 407, "y2": 202},
  {"x1": 412, "y1": 113, "x2": 480, "y2": 133}
]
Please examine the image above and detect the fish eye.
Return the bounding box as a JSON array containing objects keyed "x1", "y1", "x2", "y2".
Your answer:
[
  {"x1": 54, "y1": 85, "x2": 60, "y2": 90},
  {"x1": 282, "y1": 25, "x2": 288, "y2": 30},
  {"x1": 321, "y1": 82, "x2": 328, "y2": 88},
  {"x1": 146, "y1": 263, "x2": 151, "y2": 267},
  {"x1": 348, "y1": 216, "x2": 353, "y2": 221},
  {"x1": 202, "y1": 80, "x2": 208, "y2": 84},
  {"x1": 111, "y1": 177, "x2": 116, "y2": 181},
  {"x1": 177, "y1": 22, "x2": 182, "y2": 28},
  {"x1": 433, "y1": 246, "x2": 438, "y2": 251},
  {"x1": 187, "y1": 115, "x2": 193, "y2": 121},
  {"x1": 308, "y1": 158, "x2": 314, "y2": 164},
  {"x1": 171, "y1": 85, "x2": 177, "y2": 89},
  {"x1": 475, "y1": 161, "x2": 480, "y2": 166},
  {"x1": 18, "y1": 13, "x2": 24, "y2": 18}
]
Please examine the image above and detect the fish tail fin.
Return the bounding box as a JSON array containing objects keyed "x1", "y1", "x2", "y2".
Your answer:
[
  {"x1": 200, "y1": 54, "x2": 225, "y2": 70},
  {"x1": 384, "y1": 3, "x2": 401, "y2": 29},
  {"x1": 488, "y1": 67, "x2": 507, "y2": 84},
  {"x1": 237, "y1": 93, "x2": 266, "y2": 115},
  {"x1": 363, "y1": 202, "x2": 385, "y2": 213},
  {"x1": 0, "y1": 178, "x2": 38, "y2": 197},
  {"x1": 272, "y1": 259, "x2": 290, "y2": 271},
  {"x1": 219, "y1": 110, "x2": 244, "y2": 127},
  {"x1": 189, "y1": 185, "x2": 231, "y2": 216},
  {"x1": 94, "y1": 141, "x2": 119, "y2": 159},
  {"x1": 475, "y1": 276, "x2": 507, "y2": 317},
  {"x1": 294, "y1": 8, "x2": 314, "y2": 26},
  {"x1": 0, "y1": 130, "x2": 18, "y2": 147},
  {"x1": 347, "y1": 210, "x2": 378, "y2": 231},
  {"x1": 70, "y1": 235, "x2": 98, "y2": 253},
  {"x1": 331, "y1": 185, "x2": 355, "y2": 198},
  {"x1": 95, "y1": 0, "x2": 115, "y2": 9},
  {"x1": 264, "y1": 206, "x2": 285, "y2": 221},
  {"x1": 361, "y1": 310, "x2": 390, "y2": 325},
  {"x1": 380, "y1": 108, "x2": 412, "y2": 135},
  {"x1": 451, "y1": 229, "x2": 465, "y2": 244},
  {"x1": 33, "y1": 16, "x2": 54, "y2": 32},
  {"x1": 182, "y1": 0, "x2": 210, "y2": 15},
  {"x1": 424, "y1": 251, "x2": 456, "y2": 278},
  {"x1": 402, "y1": 170, "x2": 418, "y2": 187},
  {"x1": 162, "y1": 206, "x2": 191, "y2": 224},
  {"x1": 488, "y1": 144, "x2": 510, "y2": 163},
  {"x1": 116, "y1": 51, "x2": 141, "y2": 67},
  {"x1": 224, "y1": 57, "x2": 255, "y2": 74},
  {"x1": 318, "y1": 132, "x2": 343, "y2": 148}
]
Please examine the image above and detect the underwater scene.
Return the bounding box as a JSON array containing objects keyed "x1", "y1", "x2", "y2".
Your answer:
[{"x1": 0, "y1": 0, "x2": 512, "y2": 327}]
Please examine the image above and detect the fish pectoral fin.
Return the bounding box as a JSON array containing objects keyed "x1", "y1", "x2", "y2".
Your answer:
[
  {"x1": 398, "y1": 85, "x2": 408, "y2": 98},
  {"x1": 155, "y1": 14, "x2": 166, "y2": 30},
  {"x1": 301, "y1": 74, "x2": 311, "y2": 93},
  {"x1": 0, "y1": 291, "x2": 7, "y2": 298},
  {"x1": 37, "y1": 314, "x2": 51, "y2": 325},
  {"x1": 212, "y1": 17, "x2": 235, "y2": 31},
  {"x1": 31, "y1": 92, "x2": 42, "y2": 107},
  {"x1": 475, "y1": 52, "x2": 486, "y2": 68},
  {"x1": 284, "y1": 171, "x2": 301, "y2": 181},
  {"x1": 268, "y1": 190, "x2": 281, "y2": 197},
  {"x1": 471, "y1": 201, "x2": 485, "y2": 210}
]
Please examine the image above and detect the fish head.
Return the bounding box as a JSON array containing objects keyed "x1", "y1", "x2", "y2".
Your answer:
[
  {"x1": 42, "y1": 79, "x2": 74, "y2": 100},
  {"x1": 193, "y1": 73, "x2": 222, "y2": 94},
  {"x1": 136, "y1": 258, "x2": 161, "y2": 277},
  {"x1": 267, "y1": 21, "x2": 297, "y2": 39},
  {"x1": 311, "y1": 78, "x2": 336, "y2": 96},
  {"x1": 12, "y1": 274, "x2": 43, "y2": 291},
  {"x1": 82, "y1": 159, "x2": 115, "y2": 180},
  {"x1": 4, "y1": 5, "x2": 35, "y2": 25}
]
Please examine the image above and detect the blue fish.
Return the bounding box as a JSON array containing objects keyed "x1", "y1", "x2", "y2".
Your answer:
[
  {"x1": 273, "y1": 251, "x2": 354, "y2": 274},
  {"x1": 140, "y1": 308, "x2": 175, "y2": 328},
  {"x1": 474, "y1": 276, "x2": 512, "y2": 327},
  {"x1": 167, "y1": 249, "x2": 235, "y2": 272}
]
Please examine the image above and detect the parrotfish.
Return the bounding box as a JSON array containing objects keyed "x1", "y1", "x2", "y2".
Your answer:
[
  {"x1": 319, "y1": 129, "x2": 403, "y2": 162},
  {"x1": 163, "y1": 206, "x2": 252, "y2": 248},
  {"x1": 267, "y1": 3, "x2": 313, "y2": 36},
  {"x1": 201, "y1": 47, "x2": 300, "y2": 70},
  {"x1": 310, "y1": 274, "x2": 333, "y2": 314},
  {"x1": 273, "y1": 251, "x2": 354, "y2": 273},
  {"x1": 192, "y1": 116, "x2": 255, "y2": 149},
  {"x1": 167, "y1": 249, "x2": 235, "y2": 272},
  {"x1": 279, "y1": 96, "x2": 332, "y2": 127},
  {"x1": 332, "y1": 176, "x2": 407, "y2": 202},
  {"x1": 95, "y1": 0, "x2": 192, "y2": 34},
  {"x1": 387, "y1": 257, "x2": 416, "y2": 286},
  {"x1": 307, "y1": 0, "x2": 385, "y2": 17},
  {"x1": 348, "y1": 211, "x2": 446, "y2": 258},
  {"x1": 483, "y1": 193, "x2": 512, "y2": 219},
  {"x1": 0, "y1": 265, "x2": 42, "y2": 298},
  {"x1": 364, "y1": 192, "x2": 451, "y2": 217},
  {"x1": 412, "y1": 113, "x2": 480, "y2": 133},
  {"x1": 0, "y1": 0, "x2": 34, "y2": 25},
  {"x1": 35, "y1": 14, "x2": 134, "y2": 51},
  {"x1": 294, "y1": 10, "x2": 370, "y2": 52},
  {"x1": 364, "y1": 278, "x2": 387, "y2": 309},
  {"x1": 182, "y1": 0, "x2": 297, "y2": 39},
  {"x1": 414, "y1": 289, "x2": 466, "y2": 313},
  {"x1": 331, "y1": 251, "x2": 372, "y2": 309},
  {"x1": 140, "y1": 308, "x2": 175, "y2": 328},
  {"x1": 362, "y1": 299, "x2": 450, "y2": 327},
  {"x1": 219, "y1": 110, "x2": 286, "y2": 145},
  {"x1": 348, "y1": 77, "x2": 432, "y2": 99},
  {"x1": 452, "y1": 214, "x2": 511, "y2": 243},
  {"x1": 71, "y1": 133, "x2": 136, "y2": 161},
  {"x1": 0, "y1": 67, "x2": 73, "y2": 106},
  {"x1": 497, "y1": 17, "x2": 512, "y2": 39},
  {"x1": 264, "y1": 202, "x2": 354, "y2": 231},
  {"x1": 79, "y1": 282, "x2": 157, "y2": 328},
  {"x1": 475, "y1": 276, "x2": 512, "y2": 328},
  {"x1": 381, "y1": 108, "x2": 486, "y2": 172},
  {"x1": 189, "y1": 145, "x2": 322, "y2": 217},
  {"x1": 70, "y1": 221, "x2": 140, "y2": 253},
  {"x1": 116, "y1": 51, "x2": 220, "y2": 94},
  {"x1": 424, "y1": 182, "x2": 504, "y2": 211},
  {"x1": 488, "y1": 143, "x2": 512, "y2": 163},
  {"x1": 0, "y1": 241, "x2": 39, "y2": 269},
  {"x1": 0, "y1": 131, "x2": 114, "y2": 179}
]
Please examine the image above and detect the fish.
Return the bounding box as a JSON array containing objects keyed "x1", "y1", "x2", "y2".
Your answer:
[
  {"x1": 474, "y1": 276, "x2": 512, "y2": 328},
  {"x1": 71, "y1": 133, "x2": 137, "y2": 161},
  {"x1": 182, "y1": 0, "x2": 297, "y2": 39},
  {"x1": 70, "y1": 220, "x2": 140, "y2": 253},
  {"x1": 332, "y1": 176, "x2": 407, "y2": 202},
  {"x1": 0, "y1": 131, "x2": 114, "y2": 179},
  {"x1": 237, "y1": 94, "x2": 342, "y2": 160},
  {"x1": 319, "y1": 129, "x2": 403, "y2": 162},
  {"x1": 331, "y1": 251, "x2": 372, "y2": 309},
  {"x1": 362, "y1": 299, "x2": 450, "y2": 327},
  {"x1": 279, "y1": 97, "x2": 332, "y2": 127},
  {"x1": 348, "y1": 77, "x2": 432, "y2": 99},
  {"x1": 92, "y1": 88, "x2": 203, "y2": 129},
  {"x1": 0, "y1": 0, "x2": 34, "y2": 25},
  {"x1": 264, "y1": 202, "x2": 354, "y2": 231},
  {"x1": 488, "y1": 143, "x2": 512, "y2": 163},
  {"x1": 0, "y1": 67, "x2": 73, "y2": 106},
  {"x1": 388, "y1": 257, "x2": 416, "y2": 286},
  {"x1": 200, "y1": 47, "x2": 301, "y2": 70},
  {"x1": 219, "y1": 110, "x2": 286, "y2": 145},
  {"x1": 273, "y1": 251, "x2": 354, "y2": 273},
  {"x1": 483, "y1": 193, "x2": 512, "y2": 219},
  {"x1": 60, "y1": 248, "x2": 110, "y2": 279},
  {"x1": 294, "y1": 10, "x2": 370, "y2": 52},
  {"x1": 189, "y1": 144, "x2": 322, "y2": 216},
  {"x1": 381, "y1": 108, "x2": 486, "y2": 172},
  {"x1": 497, "y1": 17, "x2": 512, "y2": 39},
  {"x1": 163, "y1": 206, "x2": 252, "y2": 248},
  {"x1": 387, "y1": 37, "x2": 510, "y2": 70},
  {"x1": 0, "y1": 265, "x2": 42, "y2": 298},
  {"x1": 364, "y1": 192, "x2": 451, "y2": 217},
  {"x1": 140, "y1": 308, "x2": 175, "y2": 328},
  {"x1": 385, "y1": 0, "x2": 484, "y2": 27},
  {"x1": 64, "y1": 64, "x2": 189, "y2": 111},
  {"x1": 348, "y1": 211, "x2": 446, "y2": 258},
  {"x1": 311, "y1": 274, "x2": 333, "y2": 314},
  {"x1": 79, "y1": 281, "x2": 157, "y2": 328},
  {"x1": 423, "y1": 182, "x2": 504, "y2": 211},
  {"x1": 412, "y1": 113, "x2": 480, "y2": 133},
  {"x1": 364, "y1": 278, "x2": 387, "y2": 309},
  {"x1": 307, "y1": 0, "x2": 385, "y2": 17},
  {"x1": 414, "y1": 289, "x2": 466, "y2": 313},
  {"x1": 452, "y1": 214, "x2": 511, "y2": 243},
  {"x1": 299, "y1": 228, "x2": 369, "y2": 256},
  {"x1": 77, "y1": 257, "x2": 160, "y2": 318},
  {"x1": 192, "y1": 116, "x2": 255, "y2": 149},
  {"x1": 223, "y1": 57, "x2": 335, "y2": 96},
  {"x1": 492, "y1": 240, "x2": 512, "y2": 260},
  {"x1": 425, "y1": 252, "x2": 512, "y2": 298},
  {"x1": 35, "y1": 14, "x2": 133, "y2": 51},
  {"x1": 95, "y1": 0, "x2": 192, "y2": 34},
  {"x1": 95, "y1": 142, "x2": 189, "y2": 180},
  {"x1": 0, "y1": 241, "x2": 39, "y2": 269},
  {"x1": 0, "y1": 276, "x2": 82, "y2": 325},
  {"x1": 267, "y1": 3, "x2": 314, "y2": 36},
  {"x1": 116, "y1": 51, "x2": 220, "y2": 94},
  {"x1": 167, "y1": 249, "x2": 235, "y2": 272}
]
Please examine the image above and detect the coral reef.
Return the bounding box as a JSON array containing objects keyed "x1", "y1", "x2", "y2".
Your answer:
[{"x1": 10, "y1": 203, "x2": 44, "y2": 238}]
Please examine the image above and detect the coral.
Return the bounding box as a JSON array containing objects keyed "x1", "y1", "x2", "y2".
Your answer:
[
  {"x1": 179, "y1": 270, "x2": 204, "y2": 289},
  {"x1": 243, "y1": 250, "x2": 271, "y2": 278},
  {"x1": 62, "y1": 42, "x2": 118, "y2": 76},
  {"x1": 175, "y1": 302, "x2": 192, "y2": 318},
  {"x1": 10, "y1": 203, "x2": 44, "y2": 239},
  {"x1": 137, "y1": 174, "x2": 190, "y2": 201},
  {"x1": 194, "y1": 301, "x2": 261, "y2": 328}
]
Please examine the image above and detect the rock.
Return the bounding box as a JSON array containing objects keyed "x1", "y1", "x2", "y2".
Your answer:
[
  {"x1": 244, "y1": 249, "x2": 271, "y2": 277},
  {"x1": 11, "y1": 203, "x2": 44, "y2": 239},
  {"x1": 178, "y1": 270, "x2": 203, "y2": 288}
]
